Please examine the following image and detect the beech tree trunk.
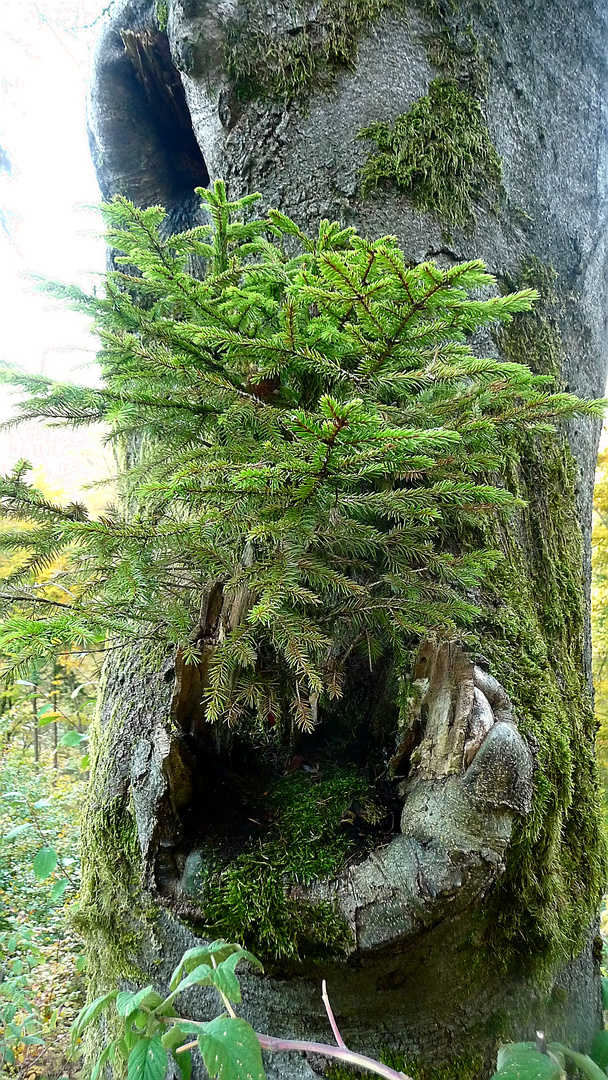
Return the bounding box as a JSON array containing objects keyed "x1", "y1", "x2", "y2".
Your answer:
[{"x1": 81, "y1": 2, "x2": 608, "y2": 1076}]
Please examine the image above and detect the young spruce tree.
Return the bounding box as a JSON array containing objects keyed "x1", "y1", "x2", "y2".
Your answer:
[{"x1": 0, "y1": 181, "x2": 603, "y2": 741}]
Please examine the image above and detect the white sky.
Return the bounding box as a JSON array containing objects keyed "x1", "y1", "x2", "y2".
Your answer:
[
  {"x1": 0, "y1": 0, "x2": 106, "y2": 385},
  {"x1": 0, "y1": 1, "x2": 116, "y2": 501}
]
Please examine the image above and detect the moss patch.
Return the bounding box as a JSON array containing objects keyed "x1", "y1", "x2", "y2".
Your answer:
[
  {"x1": 477, "y1": 440, "x2": 606, "y2": 970},
  {"x1": 358, "y1": 77, "x2": 502, "y2": 227},
  {"x1": 496, "y1": 257, "x2": 563, "y2": 379},
  {"x1": 191, "y1": 765, "x2": 382, "y2": 960},
  {"x1": 465, "y1": 259, "x2": 607, "y2": 971},
  {"x1": 73, "y1": 663, "x2": 148, "y2": 991},
  {"x1": 74, "y1": 795, "x2": 143, "y2": 982},
  {"x1": 73, "y1": 705, "x2": 149, "y2": 1071},
  {"x1": 381, "y1": 1052, "x2": 485, "y2": 1080},
  {"x1": 223, "y1": 0, "x2": 490, "y2": 104},
  {"x1": 326, "y1": 1051, "x2": 485, "y2": 1080},
  {"x1": 224, "y1": 0, "x2": 407, "y2": 102},
  {"x1": 416, "y1": 0, "x2": 493, "y2": 99}
]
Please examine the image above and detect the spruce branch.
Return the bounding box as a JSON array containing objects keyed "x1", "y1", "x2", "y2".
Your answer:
[{"x1": 0, "y1": 179, "x2": 604, "y2": 729}]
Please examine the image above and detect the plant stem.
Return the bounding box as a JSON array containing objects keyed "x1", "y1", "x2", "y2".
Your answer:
[
  {"x1": 177, "y1": 1031, "x2": 412, "y2": 1080},
  {"x1": 256, "y1": 1033, "x2": 412, "y2": 1080},
  {"x1": 321, "y1": 980, "x2": 346, "y2": 1048}
]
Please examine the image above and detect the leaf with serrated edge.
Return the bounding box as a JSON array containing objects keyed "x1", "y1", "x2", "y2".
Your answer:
[
  {"x1": 172, "y1": 963, "x2": 213, "y2": 995},
  {"x1": 174, "y1": 1048, "x2": 192, "y2": 1080},
  {"x1": 169, "y1": 942, "x2": 262, "y2": 990},
  {"x1": 116, "y1": 985, "x2": 155, "y2": 1017},
  {"x1": 198, "y1": 1016, "x2": 265, "y2": 1080},
  {"x1": 72, "y1": 990, "x2": 119, "y2": 1044},
  {"x1": 210, "y1": 953, "x2": 243, "y2": 1004},
  {"x1": 161, "y1": 1027, "x2": 189, "y2": 1051},
  {"x1": 127, "y1": 1036, "x2": 167, "y2": 1080}
]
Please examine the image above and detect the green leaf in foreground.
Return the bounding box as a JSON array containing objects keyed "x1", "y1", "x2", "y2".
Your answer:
[
  {"x1": 171, "y1": 963, "x2": 213, "y2": 996},
  {"x1": 32, "y1": 846, "x2": 58, "y2": 880},
  {"x1": 127, "y1": 1035, "x2": 167, "y2": 1080},
  {"x1": 3, "y1": 823, "x2": 32, "y2": 839},
  {"x1": 174, "y1": 1047, "x2": 192, "y2": 1080},
  {"x1": 71, "y1": 990, "x2": 120, "y2": 1046},
  {"x1": 591, "y1": 1029, "x2": 608, "y2": 1072},
  {"x1": 59, "y1": 730, "x2": 88, "y2": 747},
  {"x1": 116, "y1": 985, "x2": 157, "y2": 1017},
  {"x1": 169, "y1": 941, "x2": 261, "y2": 991},
  {"x1": 51, "y1": 878, "x2": 70, "y2": 901},
  {"x1": 209, "y1": 953, "x2": 247, "y2": 1004},
  {"x1": 163, "y1": 1030, "x2": 194, "y2": 1080},
  {"x1": 493, "y1": 1046, "x2": 560, "y2": 1080},
  {"x1": 198, "y1": 1016, "x2": 265, "y2": 1080}
]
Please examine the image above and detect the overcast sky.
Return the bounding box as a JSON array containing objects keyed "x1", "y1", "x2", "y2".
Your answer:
[
  {"x1": 0, "y1": 0, "x2": 106, "y2": 386},
  {"x1": 0, "y1": 0, "x2": 114, "y2": 500}
]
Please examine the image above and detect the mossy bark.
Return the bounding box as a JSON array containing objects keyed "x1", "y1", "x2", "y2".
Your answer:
[{"x1": 83, "y1": 0, "x2": 608, "y2": 1075}]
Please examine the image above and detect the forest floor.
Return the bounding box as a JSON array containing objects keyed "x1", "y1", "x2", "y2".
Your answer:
[{"x1": 0, "y1": 745, "x2": 86, "y2": 1079}]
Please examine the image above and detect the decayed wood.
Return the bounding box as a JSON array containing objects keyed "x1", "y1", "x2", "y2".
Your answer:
[
  {"x1": 409, "y1": 639, "x2": 476, "y2": 779},
  {"x1": 393, "y1": 639, "x2": 517, "y2": 781}
]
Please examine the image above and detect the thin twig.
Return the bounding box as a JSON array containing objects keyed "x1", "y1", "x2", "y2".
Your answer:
[{"x1": 321, "y1": 980, "x2": 346, "y2": 1048}]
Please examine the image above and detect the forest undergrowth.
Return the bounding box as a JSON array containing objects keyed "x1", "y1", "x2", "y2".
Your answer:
[{"x1": 0, "y1": 744, "x2": 86, "y2": 1080}]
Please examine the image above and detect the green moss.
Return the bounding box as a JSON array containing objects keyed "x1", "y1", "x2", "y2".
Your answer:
[
  {"x1": 73, "y1": 667, "x2": 148, "y2": 990},
  {"x1": 379, "y1": 1051, "x2": 485, "y2": 1080},
  {"x1": 422, "y1": 18, "x2": 490, "y2": 98},
  {"x1": 464, "y1": 259, "x2": 607, "y2": 972},
  {"x1": 74, "y1": 773, "x2": 146, "y2": 1070},
  {"x1": 74, "y1": 795, "x2": 143, "y2": 984},
  {"x1": 223, "y1": 0, "x2": 489, "y2": 104},
  {"x1": 326, "y1": 1047, "x2": 485, "y2": 1079},
  {"x1": 193, "y1": 765, "x2": 380, "y2": 959},
  {"x1": 358, "y1": 77, "x2": 502, "y2": 227},
  {"x1": 476, "y1": 436, "x2": 606, "y2": 971},
  {"x1": 496, "y1": 257, "x2": 562, "y2": 379},
  {"x1": 194, "y1": 854, "x2": 352, "y2": 962},
  {"x1": 154, "y1": 0, "x2": 169, "y2": 33},
  {"x1": 224, "y1": 0, "x2": 407, "y2": 102}
]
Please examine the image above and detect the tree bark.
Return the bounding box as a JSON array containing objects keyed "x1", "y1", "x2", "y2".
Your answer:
[{"x1": 81, "y1": 1, "x2": 608, "y2": 1076}]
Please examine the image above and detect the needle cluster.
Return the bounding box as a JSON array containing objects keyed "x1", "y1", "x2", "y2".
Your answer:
[{"x1": 0, "y1": 181, "x2": 603, "y2": 736}]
